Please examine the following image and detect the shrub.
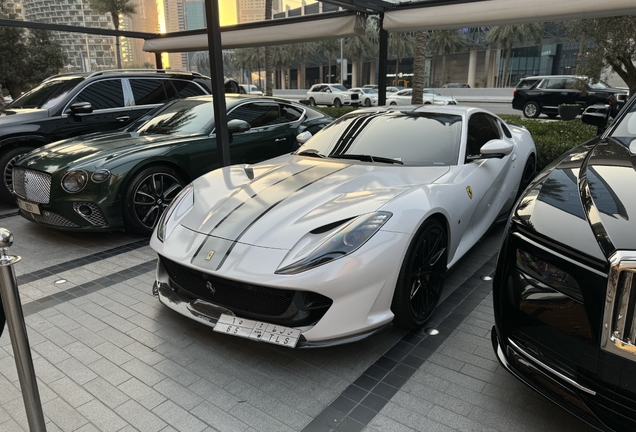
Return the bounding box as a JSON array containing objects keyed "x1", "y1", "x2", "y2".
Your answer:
[
  {"x1": 496, "y1": 115, "x2": 597, "y2": 172},
  {"x1": 314, "y1": 106, "x2": 357, "y2": 118}
]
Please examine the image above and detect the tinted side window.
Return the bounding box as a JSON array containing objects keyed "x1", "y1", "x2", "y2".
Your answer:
[
  {"x1": 73, "y1": 80, "x2": 124, "y2": 110},
  {"x1": 172, "y1": 81, "x2": 207, "y2": 98},
  {"x1": 466, "y1": 113, "x2": 501, "y2": 159},
  {"x1": 279, "y1": 104, "x2": 303, "y2": 122},
  {"x1": 228, "y1": 103, "x2": 280, "y2": 128},
  {"x1": 130, "y1": 79, "x2": 167, "y2": 105},
  {"x1": 542, "y1": 78, "x2": 566, "y2": 89},
  {"x1": 516, "y1": 79, "x2": 539, "y2": 89}
]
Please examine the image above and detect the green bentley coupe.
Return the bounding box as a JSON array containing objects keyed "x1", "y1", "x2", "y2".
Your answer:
[{"x1": 12, "y1": 95, "x2": 333, "y2": 235}]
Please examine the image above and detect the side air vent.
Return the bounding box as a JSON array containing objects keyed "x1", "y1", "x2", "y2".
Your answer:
[{"x1": 601, "y1": 251, "x2": 636, "y2": 360}]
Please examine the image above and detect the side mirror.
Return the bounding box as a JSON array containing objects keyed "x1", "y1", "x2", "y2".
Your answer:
[
  {"x1": 227, "y1": 119, "x2": 250, "y2": 143},
  {"x1": 296, "y1": 131, "x2": 312, "y2": 145},
  {"x1": 227, "y1": 119, "x2": 250, "y2": 134},
  {"x1": 69, "y1": 102, "x2": 93, "y2": 115},
  {"x1": 582, "y1": 104, "x2": 611, "y2": 135},
  {"x1": 477, "y1": 139, "x2": 514, "y2": 159}
]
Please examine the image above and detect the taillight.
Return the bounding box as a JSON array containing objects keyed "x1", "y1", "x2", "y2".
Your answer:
[{"x1": 513, "y1": 89, "x2": 517, "y2": 98}]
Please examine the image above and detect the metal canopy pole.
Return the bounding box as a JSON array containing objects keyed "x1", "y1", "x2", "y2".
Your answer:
[
  {"x1": 204, "y1": 0, "x2": 231, "y2": 167},
  {"x1": 0, "y1": 229, "x2": 46, "y2": 432},
  {"x1": 378, "y1": 14, "x2": 388, "y2": 106}
]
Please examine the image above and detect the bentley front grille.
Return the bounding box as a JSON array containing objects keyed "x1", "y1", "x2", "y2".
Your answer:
[
  {"x1": 30, "y1": 211, "x2": 79, "y2": 228},
  {"x1": 13, "y1": 168, "x2": 51, "y2": 204},
  {"x1": 158, "y1": 255, "x2": 332, "y2": 325},
  {"x1": 73, "y1": 202, "x2": 107, "y2": 226},
  {"x1": 601, "y1": 251, "x2": 636, "y2": 361}
]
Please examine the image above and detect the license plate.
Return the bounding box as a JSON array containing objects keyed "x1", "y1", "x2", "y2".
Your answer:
[
  {"x1": 16, "y1": 198, "x2": 41, "y2": 215},
  {"x1": 213, "y1": 314, "x2": 301, "y2": 348}
]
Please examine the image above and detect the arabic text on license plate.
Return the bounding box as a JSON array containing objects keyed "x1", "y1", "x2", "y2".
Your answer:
[
  {"x1": 17, "y1": 198, "x2": 41, "y2": 215},
  {"x1": 213, "y1": 314, "x2": 301, "y2": 348}
]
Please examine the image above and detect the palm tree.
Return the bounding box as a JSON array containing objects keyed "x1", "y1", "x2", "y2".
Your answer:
[
  {"x1": 411, "y1": 31, "x2": 428, "y2": 104},
  {"x1": 427, "y1": 29, "x2": 467, "y2": 87},
  {"x1": 232, "y1": 48, "x2": 264, "y2": 86},
  {"x1": 89, "y1": 0, "x2": 136, "y2": 69},
  {"x1": 486, "y1": 23, "x2": 543, "y2": 87},
  {"x1": 388, "y1": 32, "x2": 414, "y2": 86},
  {"x1": 287, "y1": 43, "x2": 316, "y2": 89},
  {"x1": 316, "y1": 39, "x2": 340, "y2": 83},
  {"x1": 345, "y1": 27, "x2": 375, "y2": 86},
  {"x1": 264, "y1": 0, "x2": 273, "y2": 95}
]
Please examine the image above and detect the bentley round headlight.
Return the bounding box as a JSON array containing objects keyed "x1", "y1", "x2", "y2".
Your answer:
[
  {"x1": 62, "y1": 170, "x2": 88, "y2": 193},
  {"x1": 91, "y1": 169, "x2": 111, "y2": 183}
]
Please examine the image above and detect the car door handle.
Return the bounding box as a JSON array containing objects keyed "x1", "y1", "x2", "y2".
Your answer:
[
  {"x1": 116, "y1": 116, "x2": 130, "y2": 122},
  {"x1": 275, "y1": 138, "x2": 287, "y2": 142}
]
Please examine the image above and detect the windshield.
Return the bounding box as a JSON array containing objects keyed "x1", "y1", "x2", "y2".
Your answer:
[
  {"x1": 360, "y1": 88, "x2": 377, "y2": 94},
  {"x1": 588, "y1": 81, "x2": 610, "y2": 89},
  {"x1": 296, "y1": 111, "x2": 462, "y2": 166},
  {"x1": 8, "y1": 78, "x2": 83, "y2": 109},
  {"x1": 136, "y1": 99, "x2": 213, "y2": 135},
  {"x1": 331, "y1": 85, "x2": 347, "y2": 92}
]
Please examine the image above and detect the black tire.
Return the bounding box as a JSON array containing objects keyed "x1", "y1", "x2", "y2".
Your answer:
[
  {"x1": 309, "y1": 97, "x2": 316, "y2": 106},
  {"x1": 391, "y1": 219, "x2": 448, "y2": 330},
  {"x1": 0, "y1": 146, "x2": 35, "y2": 204},
  {"x1": 523, "y1": 101, "x2": 540, "y2": 118},
  {"x1": 515, "y1": 156, "x2": 536, "y2": 201},
  {"x1": 390, "y1": 102, "x2": 397, "y2": 106},
  {"x1": 122, "y1": 165, "x2": 186, "y2": 236},
  {"x1": 424, "y1": 102, "x2": 431, "y2": 105},
  {"x1": 333, "y1": 98, "x2": 342, "y2": 108},
  {"x1": 364, "y1": 98, "x2": 371, "y2": 107}
]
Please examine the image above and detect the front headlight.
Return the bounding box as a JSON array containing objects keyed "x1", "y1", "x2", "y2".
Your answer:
[
  {"x1": 61, "y1": 170, "x2": 88, "y2": 193},
  {"x1": 156, "y1": 184, "x2": 194, "y2": 242},
  {"x1": 275, "y1": 211, "x2": 392, "y2": 275}
]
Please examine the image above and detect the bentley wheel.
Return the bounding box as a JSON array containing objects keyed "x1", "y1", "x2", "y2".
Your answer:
[
  {"x1": 0, "y1": 146, "x2": 34, "y2": 204},
  {"x1": 392, "y1": 219, "x2": 447, "y2": 329},
  {"x1": 309, "y1": 97, "x2": 316, "y2": 106},
  {"x1": 123, "y1": 166, "x2": 186, "y2": 236},
  {"x1": 364, "y1": 98, "x2": 371, "y2": 107},
  {"x1": 523, "y1": 101, "x2": 540, "y2": 118},
  {"x1": 334, "y1": 98, "x2": 342, "y2": 108}
]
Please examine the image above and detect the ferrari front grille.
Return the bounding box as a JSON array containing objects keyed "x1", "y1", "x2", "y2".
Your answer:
[
  {"x1": 601, "y1": 251, "x2": 636, "y2": 361},
  {"x1": 159, "y1": 256, "x2": 333, "y2": 325},
  {"x1": 13, "y1": 168, "x2": 51, "y2": 204}
]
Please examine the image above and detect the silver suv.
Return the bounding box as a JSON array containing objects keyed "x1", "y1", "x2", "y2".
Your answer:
[{"x1": 306, "y1": 84, "x2": 359, "y2": 107}]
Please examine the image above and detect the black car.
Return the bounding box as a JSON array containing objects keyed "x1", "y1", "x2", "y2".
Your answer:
[
  {"x1": 512, "y1": 75, "x2": 629, "y2": 119},
  {"x1": 492, "y1": 98, "x2": 636, "y2": 431},
  {"x1": 0, "y1": 70, "x2": 240, "y2": 203}
]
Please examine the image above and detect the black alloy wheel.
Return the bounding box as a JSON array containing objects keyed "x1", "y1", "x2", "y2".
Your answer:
[
  {"x1": 523, "y1": 101, "x2": 541, "y2": 118},
  {"x1": 123, "y1": 166, "x2": 185, "y2": 236},
  {"x1": 0, "y1": 146, "x2": 34, "y2": 203},
  {"x1": 392, "y1": 219, "x2": 447, "y2": 329},
  {"x1": 334, "y1": 98, "x2": 342, "y2": 108},
  {"x1": 309, "y1": 97, "x2": 316, "y2": 106}
]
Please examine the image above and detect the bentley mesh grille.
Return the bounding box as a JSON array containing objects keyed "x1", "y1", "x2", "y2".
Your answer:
[
  {"x1": 13, "y1": 168, "x2": 51, "y2": 204},
  {"x1": 31, "y1": 211, "x2": 79, "y2": 228},
  {"x1": 73, "y1": 202, "x2": 107, "y2": 226},
  {"x1": 159, "y1": 255, "x2": 295, "y2": 317}
]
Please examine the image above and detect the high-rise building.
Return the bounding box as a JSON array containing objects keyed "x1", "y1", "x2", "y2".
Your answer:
[
  {"x1": 120, "y1": 0, "x2": 160, "y2": 67},
  {"x1": 22, "y1": 0, "x2": 117, "y2": 71},
  {"x1": 163, "y1": 0, "x2": 187, "y2": 69},
  {"x1": 1, "y1": 0, "x2": 24, "y2": 19},
  {"x1": 236, "y1": 0, "x2": 281, "y2": 24}
]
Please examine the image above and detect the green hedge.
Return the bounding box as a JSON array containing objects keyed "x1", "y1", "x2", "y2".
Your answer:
[
  {"x1": 498, "y1": 115, "x2": 597, "y2": 171},
  {"x1": 313, "y1": 108, "x2": 598, "y2": 173}
]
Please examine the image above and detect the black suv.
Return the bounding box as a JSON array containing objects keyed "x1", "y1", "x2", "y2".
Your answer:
[
  {"x1": 512, "y1": 75, "x2": 629, "y2": 119},
  {"x1": 0, "y1": 70, "x2": 240, "y2": 203}
]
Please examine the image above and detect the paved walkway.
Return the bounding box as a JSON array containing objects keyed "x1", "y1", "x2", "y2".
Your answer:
[{"x1": 0, "y1": 209, "x2": 596, "y2": 432}]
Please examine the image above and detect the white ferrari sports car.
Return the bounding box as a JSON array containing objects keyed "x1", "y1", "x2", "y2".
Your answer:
[{"x1": 150, "y1": 106, "x2": 536, "y2": 348}]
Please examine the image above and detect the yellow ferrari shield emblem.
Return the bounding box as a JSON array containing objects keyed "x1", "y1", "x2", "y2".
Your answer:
[
  {"x1": 466, "y1": 186, "x2": 473, "y2": 199},
  {"x1": 205, "y1": 251, "x2": 215, "y2": 261}
]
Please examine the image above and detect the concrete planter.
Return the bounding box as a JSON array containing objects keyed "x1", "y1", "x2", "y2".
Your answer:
[{"x1": 558, "y1": 104, "x2": 581, "y2": 121}]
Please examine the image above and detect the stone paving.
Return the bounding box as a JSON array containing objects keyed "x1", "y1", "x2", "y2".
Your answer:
[{"x1": 0, "y1": 208, "x2": 597, "y2": 431}]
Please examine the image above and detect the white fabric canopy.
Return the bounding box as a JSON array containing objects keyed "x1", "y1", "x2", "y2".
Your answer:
[
  {"x1": 384, "y1": 0, "x2": 636, "y2": 32},
  {"x1": 143, "y1": 14, "x2": 365, "y2": 53}
]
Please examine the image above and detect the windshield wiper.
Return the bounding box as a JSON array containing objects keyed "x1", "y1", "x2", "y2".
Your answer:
[
  {"x1": 329, "y1": 154, "x2": 404, "y2": 165},
  {"x1": 297, "y1": 149, "x2": 326, "y2": 158}
]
